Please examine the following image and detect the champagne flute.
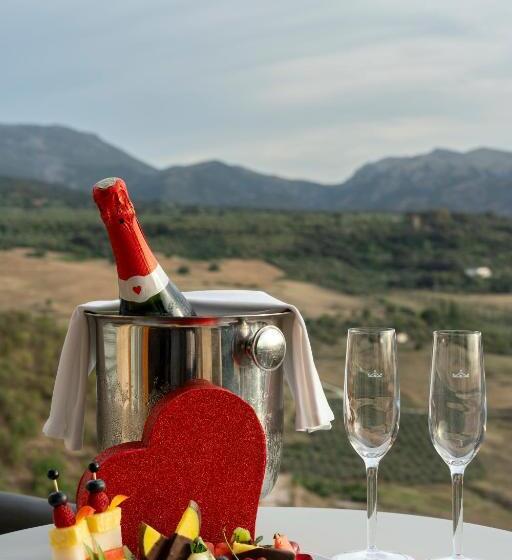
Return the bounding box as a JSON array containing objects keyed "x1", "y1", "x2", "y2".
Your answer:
[
  {"x1": 428, "y1": 330, "x2": 486, "y2": 560},
  {"x1": 333, "y1": 328, "x2": 414, "y2": 560}
]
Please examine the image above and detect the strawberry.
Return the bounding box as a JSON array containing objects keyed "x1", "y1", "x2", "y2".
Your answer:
[
  {"x1": 87, "y1": 492, "x2": 110, "y2": 513},
  {"x1": 88, "y1": 491, "x2": 110, "y2": 513},
  {"x1": 214, "y1": 542, "x2": 232, "y2": 558},
  {"x1": 53, "y1": 504, "x2": 76, "y2": 528},
  {"x1": 85, "y1": 468, "x2": 110, "y2": 514}
]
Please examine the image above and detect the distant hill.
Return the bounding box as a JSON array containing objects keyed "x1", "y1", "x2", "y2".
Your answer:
[
  {"x1": 0, "y1": 124, "x2": 157, "y2": 193},
  {"x1": 151, "y1": 160, "x2": 333, "y2": 210},
  {"x1": 0, "y1": 176, "x2": 89, "y2": 208},
  {"x1": 1, "y1": 123, "x2": 512, "y2": 213},
  {"x1": 334, "y1": 148, "x2": 512, "y2": 213}
]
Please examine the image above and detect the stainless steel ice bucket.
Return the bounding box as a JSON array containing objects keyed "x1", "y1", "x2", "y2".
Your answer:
[{"x1": 86, "y1": 311, "x2": 290, "y2": 497}]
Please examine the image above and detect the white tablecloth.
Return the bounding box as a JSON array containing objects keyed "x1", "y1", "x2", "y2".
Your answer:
[{"x1": 0, "y1": 507, "x2": 510, "y2": 559}]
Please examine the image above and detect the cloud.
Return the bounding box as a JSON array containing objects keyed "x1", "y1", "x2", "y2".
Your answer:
[{"x1": 0, "y1": 0, "x2": 511, "y2": 181}]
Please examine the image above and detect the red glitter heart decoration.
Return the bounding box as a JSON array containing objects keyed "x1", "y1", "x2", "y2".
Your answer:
[
  {"x1": 132, "y1": 285, "x2": 142, "y2": 294},
  {"x1": 76, "y1": 381, "x2": 266, "y2": 556}
]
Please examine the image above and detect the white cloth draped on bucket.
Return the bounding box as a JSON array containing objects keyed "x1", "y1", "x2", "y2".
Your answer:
[{"x1": 43, "y1": 290, "x2": 334, "y2": 451}]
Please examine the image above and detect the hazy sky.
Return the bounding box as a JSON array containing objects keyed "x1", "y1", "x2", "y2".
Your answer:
[{"x1": 1, "y1": 1, "x2": 511, "y2": 182}]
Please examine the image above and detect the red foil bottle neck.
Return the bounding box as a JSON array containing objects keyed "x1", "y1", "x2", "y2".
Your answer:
[{"x1": 93, "y1": 178, "x2": 159, "y2": 280}]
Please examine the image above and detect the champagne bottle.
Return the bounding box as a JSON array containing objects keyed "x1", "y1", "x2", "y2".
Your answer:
[{"x1": 93, "y1": 177, "x2": 196, "y2": 316}]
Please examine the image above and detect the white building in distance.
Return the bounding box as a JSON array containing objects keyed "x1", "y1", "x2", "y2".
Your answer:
[{"x1": 465, "y1": 266, "x2": 492, "y2": 279}]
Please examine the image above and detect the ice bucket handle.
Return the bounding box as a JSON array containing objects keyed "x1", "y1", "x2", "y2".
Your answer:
[{"x1": 235, "y1": 324, "x2": 286, "y2": 371}]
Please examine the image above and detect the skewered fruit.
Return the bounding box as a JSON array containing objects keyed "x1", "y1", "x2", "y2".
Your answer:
[
  {"x1": 48, "y1": 519, "x2": 93, "y2": 559},
  {"x1": 47, "y1": 468, "x2": 94, "y2": 559},
  {"x1": 86, "y1": 463, "x2": 110, "y2": 513},
  {"x1": 86, "y1": 507, "x2": 123, "y2": 552},
  {"x1": 47, "y1": 470, "x2": 76, "y2": 529},
  {"x1": 53, "y1": 504, "x2": 76, "y2": 529}
]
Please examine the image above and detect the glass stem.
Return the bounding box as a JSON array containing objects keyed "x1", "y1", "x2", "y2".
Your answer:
[
  {"x1": 451, "y1": 468, "x2": 465, "y2": 559},
  {"x1": 366, "y1": 462, "x2": 379, "y2": 553}
]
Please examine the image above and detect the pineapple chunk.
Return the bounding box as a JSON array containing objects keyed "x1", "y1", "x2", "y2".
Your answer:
[
  {"x1": 86, "y1": 507, "x2": 122, "y2": 534},
  {"x1": 51, "y1": 544, "x2": 86, "y2": 560},
  {"x1": 49, "y1": 519, "x2": 92, "y2": 550}
]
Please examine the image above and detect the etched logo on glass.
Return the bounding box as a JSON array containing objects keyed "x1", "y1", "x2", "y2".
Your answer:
[
  {"x1": 367, "y1": 369, "x2": 383, "y2": 378},
  {"x1": 451, "y1": 369, "x2": 470, "y2": 379}
]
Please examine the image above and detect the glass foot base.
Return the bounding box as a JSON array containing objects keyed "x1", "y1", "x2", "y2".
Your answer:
[
  {"x1": 429, "y1": 557, "x2": 481, "y2": 560},
  {"x1": 332, "y1": 550, "x2": 414, "y2": 560}
]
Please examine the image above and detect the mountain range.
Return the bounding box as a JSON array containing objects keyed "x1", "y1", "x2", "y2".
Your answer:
[{"x1": 1, "y1": 123, "x2": 512, "y2": 213}]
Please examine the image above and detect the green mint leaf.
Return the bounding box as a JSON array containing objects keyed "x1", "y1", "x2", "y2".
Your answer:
[{"x1": 191, "y1": 537, "x2": 208, "y2": 553}]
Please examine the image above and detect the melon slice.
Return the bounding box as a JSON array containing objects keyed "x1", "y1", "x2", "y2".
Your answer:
[
  {"x1": 175, "y1": 500, "x2": 201, "y2": 540},
  {"x1": 166, "y1": 501, "x2": 201, "y2": 560},
  {"x1": 139, "y1": 501, "x2": 201, "y2": 560},
  {"x1": 165, "y1": 533, "x2": 194, "y2": 560},
  {"x1": 103, "y1": 547, "x2": 126, "y2": 560},
  {"x1": 139, "y1": 522, "x2": 169, "y2": 560}
]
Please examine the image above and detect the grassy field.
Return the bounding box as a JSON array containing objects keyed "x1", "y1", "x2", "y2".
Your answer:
[
  {"x1": 0, "y1": 248, "x2": 361, "y2": 319},
  {"x1": 3, "y1": 205, "x2": 512, "y2": 295},
  {"x1": 0, "y1": 249, "x2": 511, "y2": 531}
]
